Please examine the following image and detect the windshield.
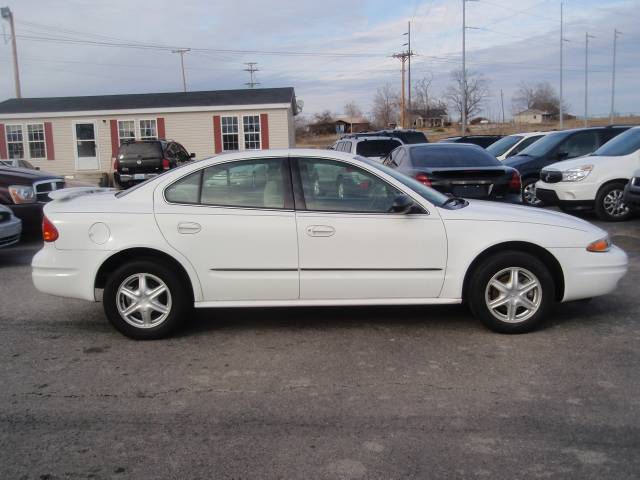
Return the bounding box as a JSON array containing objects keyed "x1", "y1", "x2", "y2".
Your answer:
[
  {"x1": 518, "y1": 130, "x2": 569, "y2": 157},
  {"x1": 486, "y1": 135, "x2": 522, "y2": 157},
  {"x1": 359, "y1": 157, "x2": 451, "y2": 207},
  {"x1": 592, "y1": 128, "x2": 640, "y2": 156},
  {"x1": 356, "y1": 139, "x2": 402, "y2": 157},
  {"x1": 410, "y1": 145, "x2": 500, "y2": 168}
]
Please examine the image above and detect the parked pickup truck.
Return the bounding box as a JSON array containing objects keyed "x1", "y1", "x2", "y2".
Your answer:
[
  {"x1": 114, "y1": 139, "x2": 195, "y2": 189},
  {"x1": 0, "y1": 166, "x2": 65, "y2": 233}
]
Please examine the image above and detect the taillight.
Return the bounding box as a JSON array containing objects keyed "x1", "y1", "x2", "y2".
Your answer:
[
  {"x1": 508, "y1": 170, "x2": 521, "y2": 192},
  {"x1": 415, "y1": 173, "x2": 432, "y2": 186},
  {"x1": 113, "y1": 158, "x2": 120, "y2": 170},
  {"x1": 162, "y1": 158, "x2": 170, "y2": 170},
  {"x1": 42, "y1": 216, "x2": 59, "y2": 242}
]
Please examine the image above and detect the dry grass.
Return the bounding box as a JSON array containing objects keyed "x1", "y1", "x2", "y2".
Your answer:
[{"x1": 296, "y1": 115, "x2": 640, "y2": 147}]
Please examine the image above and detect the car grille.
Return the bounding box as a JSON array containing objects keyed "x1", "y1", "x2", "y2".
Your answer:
[
  {"x1": 34, "y1": 179, "x2": 65, "y2": 202},
  {"x1": 540, "y1": 170, "x2": 563, "y2": 183},
  {"x1": 0, "y1": 211, "x2": 9, "y2": 223},
  {"x1": 0, "y1": 234, "x2": 19, "y2": 247}
]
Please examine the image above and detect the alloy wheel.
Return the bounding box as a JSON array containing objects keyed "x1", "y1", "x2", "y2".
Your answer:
[
  {"x1": 484, "y1": 267, "x2": 542, "y2": 323},
  {"x1": 116, "y1": 273, "x2": 172, "y2": 328},
  {"x1": 523, "y1": 183, "x2": 541, "y2": 206},
  {"x1": 603, "y1": 189, "x2": 629, "y2": 218}
]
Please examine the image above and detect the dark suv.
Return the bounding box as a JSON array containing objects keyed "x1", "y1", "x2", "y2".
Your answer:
[
  {"x1": 0, "y1": 166, "x2": 65, "y2": 233},
  {"x1": 114, "y1": 140, "x2": 195, "y2": 188},
  {"x1": 504, "y1": 126, "x2": 629, "y2": 205}
]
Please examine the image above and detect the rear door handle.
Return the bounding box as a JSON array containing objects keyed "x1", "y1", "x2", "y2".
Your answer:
[
  {"x1": 305, "y1": 225, "x2": 335, "y2": 237},
  {"x1": 177, "y1": 222, "x2": 201, "y2": 234}
]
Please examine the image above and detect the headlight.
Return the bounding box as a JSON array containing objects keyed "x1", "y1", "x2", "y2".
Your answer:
[
  {"x1": 562, "y1": 165, "x2": 593, "y2": 182},
  {"x1": 8, "y1": 185, "x2": 36, "y2": 204},
  {"x1": 587, "y1": 236, "x2": 611, "y2": 252}
]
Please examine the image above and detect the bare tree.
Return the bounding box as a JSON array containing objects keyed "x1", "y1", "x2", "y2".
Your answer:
[
  {"x1": 445, "y1": 69, "x2": 490, "y2": 124},
  {"x1": 313, "y1": 110, "x2": 334, "y2": 124},
  {"x1": 372, "y1": 84, "x2": 399, "y2": 128},
  {"x1": 412, "y1": 74, "x2": 434, "y2": 111},
  {"x1": 344, "y1": 101, "x2": 363, "y2": 119},
  {"x1": 512, "y1": 81, "x2": 567, "y2": 116}
]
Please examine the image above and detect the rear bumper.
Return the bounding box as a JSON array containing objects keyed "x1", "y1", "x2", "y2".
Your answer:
[
  {"x1": 32, "y1": 244, "x2": 109, "y2": 301},
  {"x1": 114, "y1": 172, "x2": 160, "y2": 187},
  {"x1": 535, "y1": 187, "x2": 593, "y2": 209},
  {"x1": 0, "y1": 216, "x2": 22, "y2": 248},
  {"x1": 550, "y1": 245, "x2": 629, "y2": 302}
]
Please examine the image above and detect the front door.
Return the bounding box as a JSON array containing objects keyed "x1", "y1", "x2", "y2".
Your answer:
[
  {"x1": 293, "y1": 157, "x2": 447, "y2": 300},
  {"x1": 154, "y1": 157, "x2": 299, "y2": 302},
  {"x1": 73, "y1": 121, "x2": 100, "y2": 170}
]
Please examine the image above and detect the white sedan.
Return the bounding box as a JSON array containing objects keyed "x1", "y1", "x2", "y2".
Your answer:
[{"x1": 32, "y1": 149, "x2": 628, "y2": 339}]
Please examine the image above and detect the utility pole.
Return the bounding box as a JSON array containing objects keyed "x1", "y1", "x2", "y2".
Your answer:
[
  {"x1": 244, "y1": 62, "x2": 260, "y2": 88},
  {"x1": 171, "y1": 48, "x2": 190, "y2": 92},
  {"x1": 1, "y1": 7, "x2": 21, "y2": 98},
  {"x1": 392, "y1": 51, "x2": 411, "y2": 128},
  {"x1": 610, "y1": 29, "x2": 622, "y2": 124},
  {"x1": 407, "y1": 21, "x2": 412, "y2": 122},
  {"x1": 500, "y1": 89, "x2": 505, "y2": 124},
  {"x1": 461, "y1": 0, "x2": 478, "y2": 135},
  {"x1": 584, "y1": 32, "x2": 595, "y2": 127},
  {"x1": 559, "y1": 1, "x2": 564, "y2": 129}
]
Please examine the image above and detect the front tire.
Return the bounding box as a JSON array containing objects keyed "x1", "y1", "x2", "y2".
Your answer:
[
  {"x1": 103, "y1": 259, "x2": 191, "y2": 339},
  {"x1": 522, "y1": 179, "x2": 543, "y2": 207},
  {"x1": 467, "y1": 251, "x2": 556, "y2": 334},
  {"x1": 594, "y1": 182, "x2": 632, "y2": 221}
]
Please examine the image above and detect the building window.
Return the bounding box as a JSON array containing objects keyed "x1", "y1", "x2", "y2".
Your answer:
[
  {"x1": 6, "y1": 125, "x2": 25, "y2": 159},
  {"x1": 27, "y1": 124, "x2": 46, "y2": 159},
  {"x1": 221, "y1": 116, "x2": 239, "y2": 151},
  {"x1": 139, "y1": 119, "x2": 157, "y2": 140},
  {"x1": 243, "y1": 115, "x2": 261, "y2": 150},
  {"x1": 118, "y1": 120, "x2": 136, "y2": 145}
]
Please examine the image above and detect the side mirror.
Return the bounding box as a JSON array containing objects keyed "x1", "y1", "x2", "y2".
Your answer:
[
  {"x1": 190, "y1": 152, "x2": 196, "y2": 158},
  {"x1": 390, "y1": 194, "x2": 415, "y2": 214}
]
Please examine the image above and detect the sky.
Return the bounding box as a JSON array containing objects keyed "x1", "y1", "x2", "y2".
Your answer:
[{"x1": 0, "y1": 0, "x2": 638, "y2": 121}]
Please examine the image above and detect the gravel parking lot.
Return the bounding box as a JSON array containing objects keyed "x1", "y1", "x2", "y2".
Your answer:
[{"x1": 1, "y1": 213, "x2": 639, "y2": 480}]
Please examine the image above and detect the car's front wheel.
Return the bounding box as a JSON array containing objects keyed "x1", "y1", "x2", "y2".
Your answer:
[
  {"x1": 522, "y1": 179, "x2": 543, "y2": 207},
  {"x1": 103, "y1": 259, "x2": 191, "y2": 339},
  {"x1": 594, "y1": 181, "x2": 632, "y2": 221},
  {"x1": 467, "y1": 251, "x2": 556, "y2": 333}
]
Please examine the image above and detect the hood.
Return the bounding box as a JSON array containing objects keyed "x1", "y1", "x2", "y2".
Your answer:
[
  {"x1": 542, "y1": 155, "x2": 595, "y2": 171},
  {"x1": 0, "y1": 166, "x2": 63, "y2": 182},
  {"x1": 438, "y1": 199, "x2": 604, "y2": 234}
]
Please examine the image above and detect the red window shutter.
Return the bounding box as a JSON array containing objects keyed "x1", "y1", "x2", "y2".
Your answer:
[
  {"x1": 213, "y1": 116, "x2": 222, "y2": 154},
  {"x1": 110, "y1": 120, "x2": 119, "y2": 158},
  {"x1": 44, "y1": 122, "x2": 55, "y2": 160},
  {"x1": 0, "y1": 124, "x2": 6, "y2": 159},
  {"x1": 260, "y1": 113, "x2": 269, "y2": 149},
  {"x1": 157, "y1": 117, "x2": 166, "y2": 139}
]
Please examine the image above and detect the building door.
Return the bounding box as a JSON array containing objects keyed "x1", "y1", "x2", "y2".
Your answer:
[{"x1": 73, "y1": 121, "x2": 100, "y2": 170}]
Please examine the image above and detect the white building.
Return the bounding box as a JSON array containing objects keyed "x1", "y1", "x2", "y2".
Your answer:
[
  {"x1": 513, "y1": 108, "x2": 553, "y2": 124},
  {"x1": 0, "y1": 87, "x2": 298, "y2": 177}
]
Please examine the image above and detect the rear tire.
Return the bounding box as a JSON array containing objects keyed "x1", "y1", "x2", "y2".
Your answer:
[
  {"x1": 594, "y1": 181, "x2": 632, "y2": 221},
  {"x1": 467, "y1": 251, "x2": 556, "y2": 334},
  {"x1": 103, "y1": 259, "x2": 191, "y2": 339}
]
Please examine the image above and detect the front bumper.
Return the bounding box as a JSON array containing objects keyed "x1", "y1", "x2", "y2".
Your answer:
[
  {"x1": 8, "y1": 202, "x2": 45, "y2": 232},
  {"x1": 550, "y1": 245, "x2": 629, "y2": 302},
  {"x1": 535, "y1": 187, "x2": 593, "y2": 209},
  {"x1": 0, "y1": 216, "x2": 22, "y2": 248},
  {"x1": 623, "y1": 185, "x2": 640, "y2": 209}
]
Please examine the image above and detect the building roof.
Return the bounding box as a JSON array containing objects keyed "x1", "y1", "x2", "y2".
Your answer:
[
  {"x1": 0, "y1": 87, "x2": 297, "y2": 115},
  {"x1": 409, "y1": 107, "x2": 448, "y2": 118},
  {"x1": 335, "y1": 116, "x2": 370, "y2": 125},
  {"x1": 515, "y1": 108, "x2": 551, "y2": 116}
]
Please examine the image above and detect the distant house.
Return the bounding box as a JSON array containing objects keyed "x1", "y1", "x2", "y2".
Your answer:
[
  {"x1": 410, "y1": 107, "x2": 448, "y2": 128},
  {"x1": 0, "y1": 87, "x2": 298, "y2": 177},
  {"x1": 335, "y1": 116, "x2": 371, "y2": 134},
  {"x1": 470, "y1": 117, "x2": 490, "y2": 125},
  {"x1": 514, "y1": 108, "x2": 553, "y2": 124}
]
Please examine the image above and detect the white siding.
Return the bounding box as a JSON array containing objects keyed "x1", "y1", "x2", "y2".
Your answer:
[{"x1": 1, "y1": 107, "x2": 293, "y2": 176}]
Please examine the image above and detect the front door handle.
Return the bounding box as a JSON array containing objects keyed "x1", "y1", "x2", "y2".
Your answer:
[
  {"x1": 177, "y1": 222, "x2": 201, "y2": 234},
  {"x1": 305, "y1": 225, "x2": 335, "y2": 237}
]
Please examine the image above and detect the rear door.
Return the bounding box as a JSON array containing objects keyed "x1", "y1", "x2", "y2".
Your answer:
[
  {"x1": 155, "y1": 156, "x2": 299, "y2": 302},
  {"x1": 293, "y1": 156, "x2": 447, "y2": 300}
]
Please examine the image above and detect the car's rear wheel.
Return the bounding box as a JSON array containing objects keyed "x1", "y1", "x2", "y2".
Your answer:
[
  {"x1": 594, "y1": 182, "x2": 632, "y2": 221},
  {"x1": 468, "y1": 251, "x2": 556, "y2": 333},
  {"x1": 522, "y1": 179, "x2": 543, "y2": 207},
  {"x1": 103, "y1": 259, "x2": 191, "y2": 339}
]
